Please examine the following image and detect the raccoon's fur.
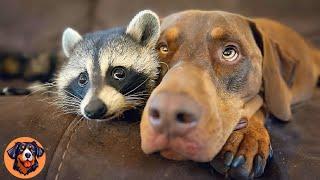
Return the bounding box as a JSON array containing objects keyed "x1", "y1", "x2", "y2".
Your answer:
[{"x1": 56, "y1": 10, "x2": 161, "y2": 120}]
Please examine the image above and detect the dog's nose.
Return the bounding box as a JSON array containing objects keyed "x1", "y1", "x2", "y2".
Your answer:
[
  {"x1": 148, "y1": 92, "x2": 201, "y2": 136},
  {"x1": 84, "y1": 98, "x2": 107, "y2": 119},
  {"x1": 25, "y1": 153, "x2": 31, "y2": 158}
]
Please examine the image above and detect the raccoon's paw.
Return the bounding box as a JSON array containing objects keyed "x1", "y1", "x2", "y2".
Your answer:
[{"x1": 210, "y1": 118, "x2": 272, "y2": 179}]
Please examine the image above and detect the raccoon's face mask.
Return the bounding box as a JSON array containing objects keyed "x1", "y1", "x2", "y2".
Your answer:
[{"x1": 56, "y1": 10, "x2": 161, "y2": 120}]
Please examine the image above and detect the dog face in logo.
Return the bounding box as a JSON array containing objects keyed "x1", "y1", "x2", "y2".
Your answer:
[{"x1": 7, "y1": 141, "x2": 44, "y2": 175}]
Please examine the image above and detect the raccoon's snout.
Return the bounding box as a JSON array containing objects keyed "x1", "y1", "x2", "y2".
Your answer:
[{"x1": 84, "y1": 98, "x2": 107, "y2": 119}]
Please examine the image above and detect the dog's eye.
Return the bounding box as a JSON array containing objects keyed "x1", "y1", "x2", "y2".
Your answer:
[
  {"x1": 112, "y1": 67, "x2": 126, "y2": 81},
  {"x1": 78, "y1": 72, "x2": 89, "y2": 87},
  {"x1": 222, "y1": 45, "x2": 239, "y2": 62},
  {"x1": 158, "y1": 43, "x2": 169, "y2": 55}
]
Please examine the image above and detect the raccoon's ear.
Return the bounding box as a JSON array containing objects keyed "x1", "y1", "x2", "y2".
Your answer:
[
  {"x1": 62, "y1": 28, "x2": 82, "y2": 58},
  {"x1": 126, "y1": 10, "x2": 160, "y2": 48}
]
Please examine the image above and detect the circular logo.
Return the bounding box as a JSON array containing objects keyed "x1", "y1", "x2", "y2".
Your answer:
[{"x1": 3, "y1": 137, "x2": 46, "y2": 179}]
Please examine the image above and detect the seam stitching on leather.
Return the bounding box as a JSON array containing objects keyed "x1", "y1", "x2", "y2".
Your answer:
[{"x1": 54, "y1": 119, "x2": 83, "y2": 180}]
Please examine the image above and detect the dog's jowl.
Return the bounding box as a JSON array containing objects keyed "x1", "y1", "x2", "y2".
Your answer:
[{"x1": 140, "y1": 10, "x2": 320, "y2": 179}]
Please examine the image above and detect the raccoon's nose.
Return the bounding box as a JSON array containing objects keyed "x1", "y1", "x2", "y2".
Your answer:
[{"x1": 84, "y1": 98, "x2": 107, "y2": 119}]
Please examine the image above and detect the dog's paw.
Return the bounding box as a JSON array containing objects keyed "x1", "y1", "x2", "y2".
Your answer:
[{"x1": 210, "y1": 118, "x2": 272, "y2": 179}]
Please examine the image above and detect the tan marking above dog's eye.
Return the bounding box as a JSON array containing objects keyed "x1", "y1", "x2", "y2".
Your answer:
[
  {"x1": 222, "y1": 45, "x2": 239, "y2": 62},
  {"x1": 165, "y1": 27, "x2": 179, "y2": 41},
  {"x1": 211, "y1": 27, "x2": 225, "y2": 39}
]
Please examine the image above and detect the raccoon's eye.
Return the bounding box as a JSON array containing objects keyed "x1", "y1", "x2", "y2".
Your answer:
[
  {"x1": 112, "y1": 67, "x2": 126, "y2": 80},
  {"x1": 221, "y1": 45, "x2": 239, "y2": 62},
  {"x1": 78, "y1": 72, "x2": 89, "y2": 87}
]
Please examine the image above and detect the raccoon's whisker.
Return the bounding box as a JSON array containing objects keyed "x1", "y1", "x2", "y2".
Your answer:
[
  {"x1": 129, "y1": 90, "x2": 149, "y2": 94},
  {"x1": 62, "y1": 97, "x2": 81, "y2": 101},
  {"x1": 46, "y1": 101, "x2": 80, "y2": 111},
  {"x1": 47, "y1": 98, "x2": 80, "y2": 105},
  {"x1": 57, "y1": 98, "x2": 81, "y2": 104},
  {"x1": 54, "y1": 100, "x2": 81, "y2": 105},
  {"x1": 39, "y1": 90, "x2": 60, "y2": 96},
  {"x1": 55, "y1": 111, "x2": 80, "y2": 117},
  {"x1": 125, "y1": 100, "x2": 145, "y2": 105},
  {"x1": 47, "y1": 97, "x2": 80, "y2": 103},
  {"x1": 125, "y1": 99, "x2": 145, "y2": 107},
  {"x1": 128, "y1": 94, "x2": 150, "y2": 97},
  {"x1": 85, "y1": 118, "x2": 96, "y2": 133},
  {"x1": 54, "y1": 104, "x2": 80, "y2": 109},
  {"x1": 56, "y1": 103, "x2": 80, "y2": 108},
  {"x1": 58, "y1": 107, "x2": 80, "y2": 112},
  {"x1": 126, "y1": 98, "x2": 145, "y2": 102},
  {"x1": 51, "y1": 109, "x2": 80, "y2": 119},
  {"x1": 28, "y1": 82, "x2": 57, "y2": 89},
  {"x1": 124, "y1": 77, "x2": 150, "y2": 96},
  {"x1": 58, "y1": 102, "x2": 81, "y2": 107},
  {"x1": 54, "y1": 108, "x2": 79, "y2": 114},
  {"x1": 125, "y1": 98, "x2": 147, "y2": 103},
  {"x1": 67, "y1": 115, "x2": 84, "y2": 131},
  {"x1": 126, "y1": 92, "x2": 150, "y2": 97},
  {"x1": 57, "y1": 108, "x2": 79, "y2": 113},
  {"x1": 49, "y1": 101, "x2": 80, "y2": 108},
  {"x1": 125, "y1": 96, "x2": 146, "y2": 100},
  {"x1": 95, "y1": 112, "x2": 123, "y2": 122},
  {"x1": 126, "y1": 91, "x2": 150, "y2": 98},
  {"x1": 58, "y1": 108, "x2": 80, "y2": 115},
  {"x1": 86, "y1": 119, "x2": 91, "y2": 131},
  {"x1": 58, "y1": 89, "x2": 81, "y2": 101}
]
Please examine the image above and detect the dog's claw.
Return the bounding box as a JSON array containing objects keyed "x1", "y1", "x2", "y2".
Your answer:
[
  {"x1": 253, "y1": 155, "x2": 264, "y2": 177},
  {"x1": 224, "y1": 151, "x2": 233, "y2": 166},
  {"x1": 269, "y1": 144, "x2": 273, "y2": 159},
  {"x1": 229, "y1": 166, "x2": 251, "y2": 180},
  {"x1": 231, "y1": 155, "x2": 245, "y2": 168}
]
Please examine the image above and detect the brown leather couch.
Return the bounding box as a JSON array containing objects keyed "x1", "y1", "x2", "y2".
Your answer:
[{"x1": 0, "y1": 90, "x2": 319, "y2": 179}]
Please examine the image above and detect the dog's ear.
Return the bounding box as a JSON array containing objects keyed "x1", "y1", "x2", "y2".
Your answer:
[
  {"x1": 249, "y1": 20, "x2": 296, "y2": 121},
  {"x1": 126, "y1": 10, "x2": 160, "y2": 48},
  {"x1": 31, "y1": 141, "x2": 44, "y2": 157},
  {"x1": 7, "y1": 142, "x2": 21, "y2": 159}
]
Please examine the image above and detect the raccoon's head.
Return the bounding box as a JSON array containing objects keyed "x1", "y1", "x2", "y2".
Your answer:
[{"x1": 56, "y1": 10, "x2": 160, "y2": 120}]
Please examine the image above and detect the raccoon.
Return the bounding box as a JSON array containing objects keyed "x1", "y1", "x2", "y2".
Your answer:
[{"x1": 56, "y1": 10, "x2": 161, "y2": 120}]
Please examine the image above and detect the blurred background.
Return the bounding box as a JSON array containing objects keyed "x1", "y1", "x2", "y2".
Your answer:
[
  {"x1": 1, "y1": 0, "x2": 319, "y2": 53},
  {"x1": 0, "y1": 0, "x2": 319, "y2": 85}
]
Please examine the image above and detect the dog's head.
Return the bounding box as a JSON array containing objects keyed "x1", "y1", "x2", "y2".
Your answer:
[
  {"x1": 7, "y1": 141, "x2": 44, "y2": 174},
  {"x1": 140, "y1": 10, "x2": 293, "y2": 162}
]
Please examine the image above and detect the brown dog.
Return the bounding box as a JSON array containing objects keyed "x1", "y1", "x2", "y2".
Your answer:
[{"x1": 140, "y1": 10, "x2": 320, "y2": 179}]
